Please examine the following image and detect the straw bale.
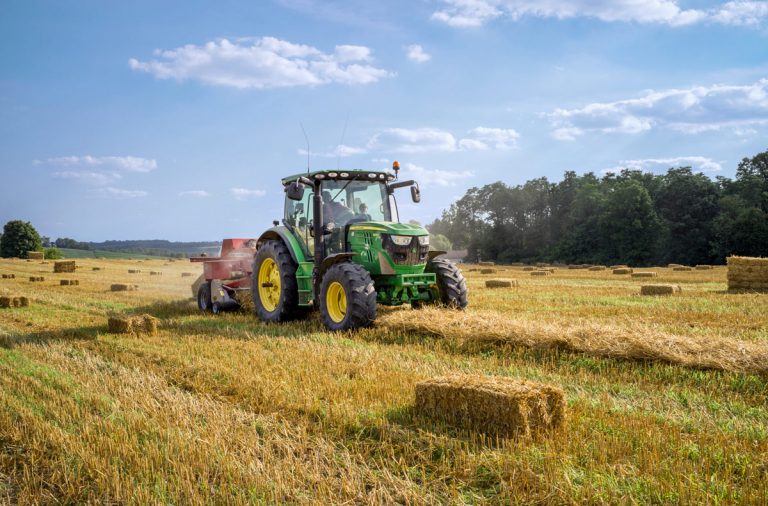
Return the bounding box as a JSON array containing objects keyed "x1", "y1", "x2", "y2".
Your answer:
[
  {"x1": 588, "y1": 266, "x2": 606, "y2": 271},
  {"x1": 110, "y1": 283, "x2": 138, "y2": 292},
  {"x1": 522, "y1": 266, "x2": 536, "y2": 271},
  {"x1": 668, "y1": 264, "x2": 684, "y2": 268},
  {"x1": 60, "y1": 279, "x2": 79, "y2": 286},
  {"x1": 17, "y1": 297, "x2": 29, "y2": 307},
  {"x1": 485, "y1": 279, "x2": 518, "y2": 288},
  {"x1": 53, "y1": 261, "x2": 76, "y2": 273},
  {"x1": 415, "y1": 374, "x2": 566, "y2": 437},
  {"x1": 727, "y1": 256, "x2": 768, "y2": 291},
  {"x1": 467, "y1": 268, "x2": 480, "y2": 272},
  {"x1": 1, "y1": 296, "x2": 30, "y2": 308},
  {"x1": 612, "y1": 268, "x2": 633, "y2": 275},
  {"x1": 27, "y1": 251, "x2": 44, "y2": 260},
  {"x1": 673, "y1": 266, "x2": 692, "y2": 271},
  {"x1": 509, "y1": 262, "x2": 524, "y2": 267},
  {"x1": 530, "y1": 270, "x2": 550, "y2": 276},
  {"x1": 181, "y1": 272, "x2": 194, "y2": 277},
  {"x1": 1, "y1": 274, "x2": 16, "y2": 279},
  {"x1": 480, "y1": 268, "x2": 495, "y2": 274},
  {"x1": 150, "y1": 271, "x2": 162, "y2": 276},
  {"x1": 128, "y1": 269, "x2": 142, "y2": 274},
  {"x1": 631, "y1": 272, "x2": 657, "y2": 278},
  {"x1": 479, "y1": 261, "x2": 495, "y2": 266},
  {"x1": 107, "y1": 314, "x2": 158, "y2": 335},
  {"x1": 92, "y1": 267, "x2": 102, "y2": 271},
  {"x1": 695, "y1": 265, "x2": 714, "y2": 270},
  {"x1": 609, "y1": 265, "x2": 628, "y2": 269},
  {"x1": 640, "y1": 284, "x2": 682, "y2": 296},
  {"x1": 29, "y1": 276, "x2": 45, "y2": 282},
  {"x1": 0, "y1": 297, "x2": 11, "y2": 308}
]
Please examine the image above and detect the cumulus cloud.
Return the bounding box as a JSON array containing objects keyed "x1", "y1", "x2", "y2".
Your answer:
[
  {"x1": 605, "y1": 156, "x2": 723, "y2": 174},
  {"x1": 130, "y1": 37, "x2": 393, "y2": 89},
  {"x1": 367, "y1": 126, "x2": 519, "y2": 153},
  {"x1": 547, "y1": 78, "x2": 768, "y2": 139},
  {"x1": 432, "y1": 0, "x2": 768, "y2": 28},
  {"x1": 52, "y1": 170, "x2": 121, "y2": 186},
  {"x1": 179, "y1": 190, "x2": 211, "y2": 197},
  {"x1": 402, "y1": 163, "x2": 474, "y2": 187},
  {"x1": 406, "y1": 44, "x2": 431, "y2": 63},
  {"x1": 98, "y1": 187, "x2": 148, "y2": 198},
  {"x1": 230, "y1": 188, "x2": 266, "y2": 200},
  {"x1": 38, "y1": 155, "x2": 156, "y2": 172}
]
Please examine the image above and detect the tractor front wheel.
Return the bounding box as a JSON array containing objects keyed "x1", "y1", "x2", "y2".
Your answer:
[
  {"x1": 319, "y1": 262, "x2": 377, "y2": 331},
  {"x1": 425, "y1": 258, "x2": 468, "y2": 309},
  {"x1": 252, "y1": 240, "x2": 301, "y2": 322}
]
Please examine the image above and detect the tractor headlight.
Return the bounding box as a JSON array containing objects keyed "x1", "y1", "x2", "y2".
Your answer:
[
  {"x1": 417, "y1": 235, "x2": 429, "y2": 246},
  {"x1": 390, "y1": 235, "x2": 412, "y2": 246}
]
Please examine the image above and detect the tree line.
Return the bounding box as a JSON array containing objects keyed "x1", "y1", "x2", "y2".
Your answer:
[{"x1": 428, "y1": 149, "x2": 768, "y2": 266}]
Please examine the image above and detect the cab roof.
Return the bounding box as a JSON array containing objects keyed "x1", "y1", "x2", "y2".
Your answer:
[{"x1": 281, "y1": 169, "x2": 396, "y2": 185}]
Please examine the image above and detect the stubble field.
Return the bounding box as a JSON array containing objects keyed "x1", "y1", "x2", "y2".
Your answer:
[{"x1": 0, "y1": 257, "x2": 766, "y2": 504}]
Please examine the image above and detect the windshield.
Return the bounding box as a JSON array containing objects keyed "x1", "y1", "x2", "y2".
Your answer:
[{"x1": 320, "y1": 179, "x2": 396, "y2": 225}]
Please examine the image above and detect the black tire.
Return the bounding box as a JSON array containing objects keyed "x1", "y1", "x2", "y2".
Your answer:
[
  {"x1": 211, "y1": 301, "x2": 221, "y2": 315},
  {"x1": 197, "y1": 281, "x2": 212, "y2": 312},
  {"x1": 319, "y1": 262, "x2": 377, "y2": 331},
  {"x1": 427, "y1": 258, "x2": 469, "y2": 309},
  {"x1": 252, "y1": 240, "x2": 300, "y2": 322}
]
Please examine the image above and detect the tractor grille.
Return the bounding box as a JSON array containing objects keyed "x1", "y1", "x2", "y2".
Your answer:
[{"x1": 382, "y1": 235, "x2": 429, "y2": 266}]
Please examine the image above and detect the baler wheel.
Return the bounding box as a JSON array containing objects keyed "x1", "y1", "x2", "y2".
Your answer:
[
  {"x1": 197, "y1": 282, "x2": 212, "y2": 312},
  {"x1": 319, "y1": 262, "x2": 376, "y2": 331},
  {"x1": 252, "y1": 240, "x2": 301, "y2": 322}
]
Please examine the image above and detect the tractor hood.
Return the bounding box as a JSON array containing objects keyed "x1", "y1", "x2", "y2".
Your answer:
[{"x1": 348, "y1": 222, "x2": 428, "y2": 237}]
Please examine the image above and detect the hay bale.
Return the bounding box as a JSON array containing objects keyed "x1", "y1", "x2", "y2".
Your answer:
[
  {"x1": 181, "y1": 272, "x2": 194, "y2": 277},
  {"x1": 479, "y1": 261, "x2": 495, "y2": 266},
  {"x1": 588, "y1": 266, "x2": 606, "y2": 271},
  {"x1": 1, "y1": 274, "x2": 16, "y2": 279},
  {"x1": 1, "y1": 296, "x2": 29, "y2": 308},
  {"x1": 673, "y1": 266, "x2": 692, "y2": 272},
  {"x1": 612, "y1": 268, "x2": 633, "y2": 275},
  {"x1": 107, "y1": 314, "x2": 158, "y2": 335},
  {"x1": 609, "y1": 265, "x2": 628, "y2": 269},
  {"x1": 695, "y1": 265, "x2": 714, "y2": 270},
  {"x1": 480, "y1": 268, "x2": 496, "y2": 274},
  {"x1": 150, "y1": 271, "x2": 162, "y2": 276},
  {"x1": 631, "y1": 272, "x2": 657, "y2": 278},
  {"x1": 53, "y1": 261, "x2": 76, "y2": 273},
  {"x1": 92, "y1": 267, "x2": 102, "y2": 271},
  {"x1": 0, "y1": 297, "x2": 11, "y2": 308},
  {"x1": 727, "y1": 256, "x2": 768, "y2": 292},
  {"x1": 531, "y1": 270, "x2": 550, "y2": 276},
  {"x1": 27, "y1": 251, "x2": 44, "y2": 260},
  {"x1": 60, "y1": 279, "x2": 79, "y2": 286},
  {"x1": 17, "y1": 297, "x2": 29, "y2": 307},
  {"x1": 415, "y1": 375, "x2": 566, "y2": 437},
  {"x1": 640, "y1": 284, "x2": 682, "y2": 296},
  {"x1": 522, "y1": 266, "x2": 536, "y2": 271},
  {"x1": 110, "y1": 283, "x2": 138, "y2": 292},
  {"x1": 485, "y1": 279, "x2": 518, "y2": 288},
  {"x1": 29, "y1": 276, "x2": 45, "y2": 282},
  {"x1": 667, "y1": 264, "x2": 684, "y2": 268},
  {"x1": 128, "y1": 269, "x2": 142, "y2": 274}
]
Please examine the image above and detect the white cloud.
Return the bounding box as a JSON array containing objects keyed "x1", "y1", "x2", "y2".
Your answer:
[
  {"x1": 402, "y1": 163, "x2": 474, "y2": 187},
  {"x1": 432, "y1": 0, "x2": 768, "y2": 28},
  {"x1": 298, "y1": 144, "x2": 368, "y2": 158},
  {"x1": 230, "y1": 188, "x2": 266, "y2": 200},
  {"x1": 99, "y1": 187, "x2": 148, "y2": 198},
  {"x1": 406, "y1": 44, "x2": 431, "y2": 63},
  {"x1": 130, "y1": 37, "x2": 393, "y2": 89},
  {"x1": 179, "y1": 190, "x2": 211, "y2": 197},
  {"x1": 52, "y1": 170, "x2": 121, "y2": 186},
  {"x1": 548, "y1": 78, "x2": 768, "y2": 138},
  {"x1": 605, "y1": 156, "x2": 723, "y2": 173},
  {"x1": 367, "y1": 126, "x2": 519, "y2": 153},
  {"x1": 38, "y1": 155, "x2": 156, "y2": 172}
]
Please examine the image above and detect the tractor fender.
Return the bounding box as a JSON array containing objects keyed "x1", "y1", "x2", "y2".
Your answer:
[
  {"x1": 427, "y1": 250, "x2": 447, "y2": 261},
  {"x1": 318, "y1": 253, "x2": 355, "y2": 279},
  {"x1": 256, "y1": 227, "x2": 306, "y2": 265}
]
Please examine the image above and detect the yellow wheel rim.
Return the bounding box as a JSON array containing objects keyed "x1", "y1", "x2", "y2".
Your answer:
[
  {"x1": 257, "y1": 258, "x2": 281, "y2": 312},
  {"x1": 326, "y1": 281, "x2": 347, "y2": 324}
]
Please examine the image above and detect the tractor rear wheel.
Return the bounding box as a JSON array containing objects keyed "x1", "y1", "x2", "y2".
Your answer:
[
  {"x1": 197, "y1": 281, "x2": 212, "y2": 312},
  {"x1": 426, "y1": 258, "x2": 468, "y2": 309},
  {"x1": 319, "y1": 262, "x2": 377, "y2": 331},
  {"x1": 252, "y1": 240, "x2": 301, "y2": 322}
]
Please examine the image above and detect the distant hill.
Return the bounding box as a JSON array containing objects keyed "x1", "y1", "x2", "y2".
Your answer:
[
  {"x1": 58, "y1": 248, "x2": 166, "y2": 260},
  {"x1": 82, "y1": 240, "x2": 221, "y2": 258}
]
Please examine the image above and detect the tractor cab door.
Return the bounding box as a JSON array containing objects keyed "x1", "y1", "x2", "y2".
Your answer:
[{"x1": 284, "y1": 188, "x2": 315, "y2": 258}]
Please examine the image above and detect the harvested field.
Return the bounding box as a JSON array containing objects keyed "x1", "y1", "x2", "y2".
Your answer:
[
  {"x1": 640, "y1": 284, "x2": 682, "y2": 296},
  {"x1": 479, "y1": 268, "x2": 495, "y2": 274},
  {"x1": 531, "y1": 270, "x2": 550, "y2": 276},
  {"x1": 727, "y1": 256, "x2": 768, "y2": 292},
  {"x1": 696, "y1": 265, "x2": 714, "y2": 270},
  {"x1": 485, "y1": 279, "x2": 518, "y2": 288},
  {"x1": 479, "y1": 261, "x2": 495, "y2": 266},
  {"x1": 588, "y1": 266, "x2": 606, "y2": 271},
  {"x1": 673, "y1": 266, "x2": 693, "y2": 272},
  {"x1": 0, "y1": 257, "x2": 766, "y2": 504},
  {"x1": 53, "y1": 260, "x2": 76, "y2": 273},
  {"x1": 631, "y1": 272, "x2": 658, "y2": 278},
  {"x1": 415, "y1": 374, "x2": 566, "y2": 437}
]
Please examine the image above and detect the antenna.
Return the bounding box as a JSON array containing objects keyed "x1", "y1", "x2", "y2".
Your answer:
[
  {"x1": 300, "y1": 122, "x2": 310, "y2": 176},
  {"x1": 336, "y1": 113, "x2": 349, "y2": 171}
]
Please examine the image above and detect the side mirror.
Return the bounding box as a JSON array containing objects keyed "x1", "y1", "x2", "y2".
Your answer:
[
  {"x1": 285, "y1": 181, "x2": 305, "y2": 201},
  {"x1": 411, "y1": 184, "x2": 421, "y2": 203}
]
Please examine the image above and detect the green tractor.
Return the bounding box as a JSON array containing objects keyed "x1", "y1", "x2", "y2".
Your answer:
[{"x1": 251, "y1": 161, "x2": 468, "y2": 331}]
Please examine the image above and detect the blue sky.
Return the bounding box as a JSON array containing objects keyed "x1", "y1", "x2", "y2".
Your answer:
[{"x1": 1, "y1": 0, "x2": 767, "y2": 241}]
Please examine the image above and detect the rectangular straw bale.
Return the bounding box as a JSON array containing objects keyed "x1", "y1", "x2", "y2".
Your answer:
[
  {"x1": 485, "y1": 279, "x2": 519, "y2": 288},
  {"x1": 522, "y1": 266, "x2": 536, "y2": 271},
  {"x1": 640, "y1": 284, "x2": 682, "y2": 295},
  {"x1": 673, "y1": 266, "x2": 692, "y2": 271},
  {"x1": 2, "y1": 274, "x2": 16, "y2": 279},
  {"x1": 17, "y1": 297, "x2": 29, "y2": 307},
  {"x1": 415, "y1": 375, "x2": 566, "y2": 437},
  {"x1": 110, "y1": 283, "x2": 138, "y2": 292},
  {"x1": 150, "y1": 271, "x2": 162, "y2": 276},
  {"x1": 60, "y1": 279, "x2": 79, "y2": 286},
  {"x1": 530, "y1": 270, "x2": 550, "y2": 276},
  {"x1": 53, "y1": 260, "x2": 76, "y2": 273},
  {"x1": 695, "y1": 265, "x2": 714, "y2": 270},
  {"x1": 128, "y1": 269, "x2": 141, "y2": 274},
  {"x1": 509, "y1": 262, "x2": 524, "y2": 267},
  {"x1": 609, "y1": 265, "x2": 628, "y2": 269},
  {"x1": 29, "y1": 276, "x2": 45, "y2": 282},
  {"x1": 479, "y1": 261, "x2": 495, "y2": 266},
  {"x1": 181, "y1": 272, "x2": 194, "y2": 277},
  {"x1": 107, "y1": 314, "x2": 158, "y2": 335},
  {"x1": 92, "y1": 267, "x2": 102, "y2": 271},
  {"x1": 0, "y1": 297, "x2": 11, "y2": 308},
  {"x1": 27, "y1": 251, "x2": 44, "y2": 260},
  {"x1": 480, "y1": 268, "x2": 496, "y2": 274},
  {"x1": 631, "y1": 272, "x2": 657, "y2": 278},
  {"x1": 727, "y1": 256, "x2": 768, "y2": 291},
  {"x1": 1, "y1": 296, "x2": 30, "y2": 308},
  {"x1": 612, "y1": 268, "x2": 633, "y2": 275},
  {"x1": 588, "y1": 266, "x2": 606, "y2": 271}
]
